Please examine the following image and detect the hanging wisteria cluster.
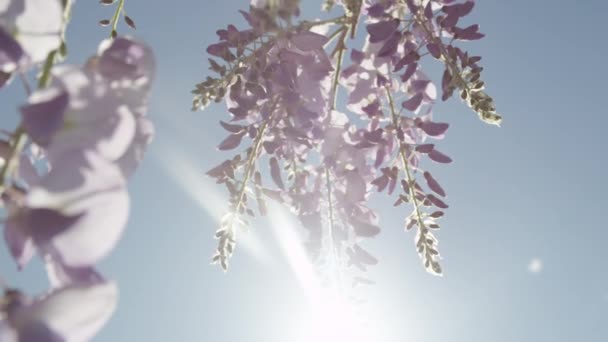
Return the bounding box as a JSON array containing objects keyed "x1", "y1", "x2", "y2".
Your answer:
[
  {"x1": 0, "y1": 0, "x2": 154, "y2": 340},
  {"x1": 193, "y1": 0, "x2": 501, "y2": 283}
]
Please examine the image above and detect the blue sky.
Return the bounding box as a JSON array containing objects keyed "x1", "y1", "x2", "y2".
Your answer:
[{"x1": 1, "y1": 0, "x2": 607, "y2": 341}]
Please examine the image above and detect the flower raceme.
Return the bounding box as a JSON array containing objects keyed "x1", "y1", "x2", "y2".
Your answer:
[
  {"x1": 0, "y1": 1, "x2": 155, "y2": 338},
  {"x1": 194, "y1": 0, "x2": 502, "y2": 281}
]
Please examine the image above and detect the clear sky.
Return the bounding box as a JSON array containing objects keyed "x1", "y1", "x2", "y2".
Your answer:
[{"x1": 1, "y1": 1, "x2": 607, "y2": 341}]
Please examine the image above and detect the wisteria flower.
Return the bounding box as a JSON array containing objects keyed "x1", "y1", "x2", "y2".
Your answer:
[
  {"x1": 0, "y1": 281, "x2": 117, "y2": 342},
  {"x1": 4, "y1": 150, "x2": 129, "y2": 269},
  {"x1": 0, "y1": 0, "x2": 63, "y2": 88}
]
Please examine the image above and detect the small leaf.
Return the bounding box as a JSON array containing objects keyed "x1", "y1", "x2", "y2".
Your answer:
[
  {"x1": 99, "y1": 19, "x2": 110, "y2": 26},
  {"x1": 124, "y1": 15, "x2": 136, "y2": 29}
]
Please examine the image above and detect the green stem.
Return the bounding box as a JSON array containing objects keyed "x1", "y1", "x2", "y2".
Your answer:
[
  {"x1": 38, "y1": 50, "x2": 57, "y2": 88},
  {"x1": 0, "y1": 0, "x2": 74, "y2": 192},
  {"x1": 110, "y1": 0, "x2": 125, "y2": 38},
  {"x1": 329, "y1": 28, "x2": 347, "y2": 112}
]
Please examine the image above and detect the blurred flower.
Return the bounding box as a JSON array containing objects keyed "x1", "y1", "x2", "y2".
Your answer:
[{"x1": 0, "y1": 281, "x2": 118, "y2": 342}]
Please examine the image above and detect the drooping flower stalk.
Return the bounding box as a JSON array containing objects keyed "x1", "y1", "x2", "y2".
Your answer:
[
  {"x1": 385, "y1": 85, "x2": 441, "y2": 275},
  {"x1": 197, "y1": 0, "x2": 503, "y2": 280},
  {"x1": 323, "y1": 25, "x2": 349, "y2": 291},
  {"x1": 1, "y1": 1, "x2": 155, "y2": 340},
  {"x1": 213, "y1": 99, "x2": 279, "y2": 270},
  {"x1": 410, "y1": 2, "x2": 501, "y2": 125}
]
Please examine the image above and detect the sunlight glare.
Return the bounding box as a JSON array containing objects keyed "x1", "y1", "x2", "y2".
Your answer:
[
  {"x1": 267, "y1": 204, "x2": 387, "y2": 342},
  {"x1": 155, "y1": 144, "x2": 271, "y2": 265}
]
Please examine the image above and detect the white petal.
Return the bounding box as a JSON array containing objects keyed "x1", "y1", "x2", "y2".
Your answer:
[
  {"x1": 16, "y1": 0, "x2": 62, "y2": 63},
  {"x1": 22, "y1": 282, "x2": 118, "y2": 342},
  {"x1": 50, "y1": 186, "x2": 129, "y2": 267}
]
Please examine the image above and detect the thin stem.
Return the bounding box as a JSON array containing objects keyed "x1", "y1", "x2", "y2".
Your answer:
[
  {"x1": 0, "y1": 47, "x2": 64, "y2": 193},
  {"x1": 38, "y1": 50, "x2": 56, "y2": 88},
  {"x1": 302, "y1": 15, "x2": 347, "y2": 30},
  {"x1": 234, "y1": 121, "x2": 271, "y2": 214},
  {"x1": 0, "y1": 1, "x2": 74, "y2": 193},
  {"x1": 385, "y1": 86, "x2": 425, "y2": 231},
  {"x1": 329, "y1": 28, "x2": 347, "y2": 112},
  {"x1": 324, "y1": 26, "x2": 349, "y2": 294},
  {"x1": 412, "y1": 11, "x2": 470, "y2": 97},
  {"x1": 109, "y1": 0, "x2": 125, "y2": 38}
]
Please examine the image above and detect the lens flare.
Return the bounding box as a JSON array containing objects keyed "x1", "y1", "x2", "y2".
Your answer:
[
  {"x1": 267, "y1": 203, "x2": 386, "y2": 342},
  {"x1": 155, "y1": 144, "x2": 271, "y2": 265}
]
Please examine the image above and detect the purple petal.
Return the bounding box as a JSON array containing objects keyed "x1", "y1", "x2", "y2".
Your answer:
[
  {"x1": 4, "y1": 220, "x2": 35, "y2": 269},
  {"x1": 290, "y1": 31, "x2": 328, "y2": 51},
  {"x1": 400, "y1": 62, "x2": 418, "y2": 82},
  {"x1": 367, "y1": 4, "x2": 386, "y2": 18},
  {"x1": 416, "y1": 143, "x2": 435, "y2": 153},
  {"x1": 366, "y1": 19, "x2": 400, "y2": 43},
  {"x1": 424, "y1": 1, "x2": 433, "y2": 19},
  {"x1": 424, "y1": 171, "x2": 446, "y2": 197},
  {"x1": 394, "y1": 51, "x2": 419, "y2": 72},
  {"x1": 454, "y1": 24, "x2": 485, "y2": 40},
  {"x1": 428, "y1": 149, "x2": 453, "y2": 163},
  {"x1": 97, "y1": 37, "x2": 155, "y2": 83},
  {"x1": 26, "y1": 151, "x2": 128, "y2": 267},
  {"x1": 217, "y1": 132, "x2": 245, "y2": 150},
  {"x1": 350, "y1": 49, "x2": 365, "y2": 64},
  {"x1": 17, "y1": 282, "x2": 118, "y2": 341},
  {"x1": 20, "y1": 88, "x2": 69, "y2": 147},
  {"x1": 44, "y1": 66, "x2": 137, "y2": 161},
  {"x1": 18, "y1": 321, "x2": 63, "y2": 342},
  {"x1": 377, "y1": 32, "x2": 401, "y2": 58},
  {"x1": 419, "y1": 121, "x2": 449, "y2": 137},
  {"x1": 402, "y1": 93, "x2": 423, "y2": 111},
  {"x1": 362, "y1": 100, "x2": 381, "y2": 118},
  {"x1": 427, "y1": 194, "x2": 449, "y2": 209},
  {"x1": 39, "y1": 185, "x2": 129, "y2": 268},
  {"x1": 21, "y1": 209, "x2": 84, "y2": 245},
  {"x1": 0, "y1": 26, "x2": 26, "y2": 74},
  {"x1": 426, "y1": 43, "x2": 441, "y2": 59},
  {"x1": 219, "y1": 121, "x2": 245, "y2": 134}
]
